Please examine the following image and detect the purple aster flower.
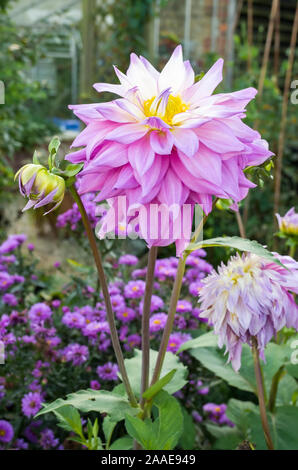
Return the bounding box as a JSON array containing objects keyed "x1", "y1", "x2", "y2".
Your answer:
[
  {"x1": 97, "y1": 362, "x2": 119, "y2": 381},
  {"x1": 139, "y1": 294, "x2": 164, "y2": 314},
  {"x1": 191, "y1": 248, "x2": 207, "y2": 258},
  {"x1": 0, "y1": 420, "x2": 14, "y2": 443},
  {"x1": 176, "y1": 299, "x2": 192, "y2": 313},
  {"x1": 116, "y1": 307, "x2": 136, "y2": 323},
  {"x1": 174, "y1": 314, "x2": 187, "y2": 329},
  {"x1": 189, "y1": 281, "x2": 204, "y2": 296},
  {"x1": 192, "y1": 411, "x2": 203, "y2": 423},
  {"x1": 276, "y1": 207, "x2": 298, "y2": 236},
  {"x1": 28, "y1": 303, "x2": 52, "y2": 322},
  {"x1": 124, "y1": 280, "x2": 145, "y2": 299},
  {"x1": 124, "y1": 334, "x2": 141, "y2": 351},
  {"x1": 53, "y1": 261, "x2": 61, "y2": 269},
  {"x1": 83, "y1": 321, "x2": 110, "y2": 337},
  {"x1": 39, "y1": 429, "x2": 59, "y2": 449},
  {"x1": 131, "y1": 268, "x2": 147, "y2": 279},
  {"x1": 167, "y1": 332, "x2": 191, "y2": 353},
  {"x1": 119, "y1": 254, "x2": 138, "y2": 265},
  {"x1": 203, "y1": 403, "x2": 234, "y2": 427},
  {"x1": 199, "y1": 252, "x2": 298, "y2": 371},
  {"x1": 12, "y1": 274, "x2": 25, "y2": 284},
  {"x1": 27, "y1": 243, "x2": 35, "y2": 251},
  {"x1": 15, "y1": 438, "x2": 28, "y2": 449},
  {"x1": 90, "y1": 380, "x2": 101, "y2": 390},
  {"x1": 0, "y1": 272, "x2": 15, "y2": 290},
  {"x1": 62, "y1": 343, "x2": 89, "y2": 366},
  {"x1": 149, "y1": 313, "x2": 168, "y2": 332},
  {"x1": 62, "y1": 312, "x2": 85, "y2": 329},
  {"x1": 24, "y1": 420, "x2": 42, "y2": 443},
  {"x1": 52, "y1": 299, "x2": 61, "y2": 308},
  {"x1": 110, "y1": 294, "x2": 126, "y2": 310},
  {"x1": 21, "y1": 392, "x2": 42, "y2": 417},
  {"x1": 155, "y1": 260, "x2": 177, "y2": 280},
  {"x1": 0, "y1": 234, "x2": 26, "y2": 254},
  {"x1": 2, "y1": 293, "x2": 18, "y2": 306}
]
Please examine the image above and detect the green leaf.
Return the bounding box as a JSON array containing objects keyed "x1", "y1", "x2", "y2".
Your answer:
[
  {"x1": 275, "y1": 374, "x2": 298, "y2": 406},
  {"x1": 142, "y1": 369, "x2": 177, "y2": 400},
  {"x1": 206, "y1": 423, "x2": 241, "y2": 450},
  {"x1": 53, "y1": 163, "x2": 83, "y2": 178},
  {"x1": 189, "y1": 340, "x2": 290, "y2": 397},
  {"x1": 32, "y1": 150, "x2": 40, "y2": 165},
  {"x1": 273, "y1": 406, "x2": 298, "y2": 449},
  {"x1": 179, "y1": 407, "x2": 196, "y2": 450},
  {"x1": 186, "y1": 236, "x2": 284, "y2": 267},
  {"x1": 123, "y1": 349, "x2": 187, "y2": 397},
  {"x1": 178, "y1": 331, "x2": 218, "y2": 353},
  {"x1": 109, "y1": 436, "x2": 133, "y2": 450},
  {"x1": 53, "y1": 405, "x2": 83, "y2": 436},
  {"x1": 189, "y1": 347, "x2": 255, "y2": 393},
  {"x1": 103, "y1": 416, "x2": 117, "y2": 448},
  {"x1": 125, "y1": 391, "x2": 183, "y2": 450},
  {"x1": 48, "y1": 136, "x2": 61, "y2": 170},
  {"x1": 36, "y1": 389, "x2": 139, "y2": 422},
  {"x1": 48, "y1": 136, "x2": 61, "y2": 156}
]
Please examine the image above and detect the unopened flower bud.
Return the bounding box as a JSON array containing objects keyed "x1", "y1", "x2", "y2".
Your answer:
[{"x1": 15, "y1": 164, "x2": 65, "y2": 214}]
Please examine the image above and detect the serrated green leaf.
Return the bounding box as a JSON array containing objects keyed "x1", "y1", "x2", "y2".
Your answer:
[
  {"x1": 125, "y1": 390, "x2": 183, "y2": 450},
  {"x1": 186, "y1": 236, "x2": 284, "y2": 267},
  {"x1": 36, "y1": 389, "x2": 139, "y2": 422},
  {"x1": 53, "y1": 405, "x2": 83, "y2": 436}
]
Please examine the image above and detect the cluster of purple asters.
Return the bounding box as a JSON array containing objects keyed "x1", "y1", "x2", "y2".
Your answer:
[{"x1": 56, "y1": 192, "x2": 101, "y2": 230}]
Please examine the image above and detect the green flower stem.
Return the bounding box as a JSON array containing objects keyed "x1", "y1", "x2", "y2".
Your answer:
[
  {"x1": 251, "y1": 337, "x2": 274, "y2": 450},
  {"x1": 140, "y1": 246, "x2": 158, "y2": 409},
  {"x1": 289, "y1": 244, "x2": 296, "y2": 258},
  {"x1": 268, "y1": 365, "x2": 285, "y2": 413},
  {"x1": 150, "y1": 253, "x2": 187, "y2": 387},
  {"x1": 69, "y1": 185, "x2": 137, "y2": 408}
]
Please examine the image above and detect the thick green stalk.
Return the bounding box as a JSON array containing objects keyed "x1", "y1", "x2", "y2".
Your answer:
[
  {"x1": 251, "y1": 337, "x2": 274, "y2": 450},
  {"x1": 150, "y1": 254, "x2": 187, "y2": 386},
  {"x1": 140, "y1": 246, "x2": 158, "y2": 409},
  {"x1": 69, "y1": 186, "x2": 137, "y2": 407}
]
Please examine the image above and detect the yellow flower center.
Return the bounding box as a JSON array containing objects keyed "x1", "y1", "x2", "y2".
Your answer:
[
  {"x1": 215, "y1": 406, "x2": 221, "y2": 413},
  {"x1": 0, "y1": 430, "x2": 5, "y2": 436},
  {"x1": 122, "y1": 312, "x2": 128, "y2": 317},
  {"x1": 153, "y1": 319, "x2": 161, "y2": 325},
  {"x1": 132, "y1": 286, "x2": 139, "y2": 291},
  {"x1": 143, "y1": 94, "x2": 189, "y2": 126},
  {"x1": 169, "y1": 342, "x2": 176, "y2": 347}
]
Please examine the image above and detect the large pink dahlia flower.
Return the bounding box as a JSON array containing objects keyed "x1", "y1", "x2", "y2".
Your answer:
[{"x1": 67, "y1": 45, "x2": 272, "y2": 253}]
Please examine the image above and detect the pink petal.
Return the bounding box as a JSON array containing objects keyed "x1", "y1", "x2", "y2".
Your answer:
[
  {"x1": 172, "y1": 128, "x2": 199, "y2": 157},
  {"x1": 93, "y1": 82, "x2": 127, "y2": 97},
  {"x1": 128, "y1": 135, "x2": 155, "y2": 176},
  {"x1": 65, "y1": 148, "x2": 86, "y2": 163},
  {"x1": 196, "y1": 121, "x2": 245, "y2": 153},
  {"x1": 158, "y1": 45, "x2": 186, "y2": 95},
  {"x1": 105, "y1": 123, "x2": 148, "y2": 144},
  {"x1": 96, "y1": 102, "x2": 137, "y2": 123},
  {"x1": 150, "y1": 129, "x2": 174, "y2": 155},
  {"x1": 182, "y1": 58, "x2": 223, "y2": 104}
]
